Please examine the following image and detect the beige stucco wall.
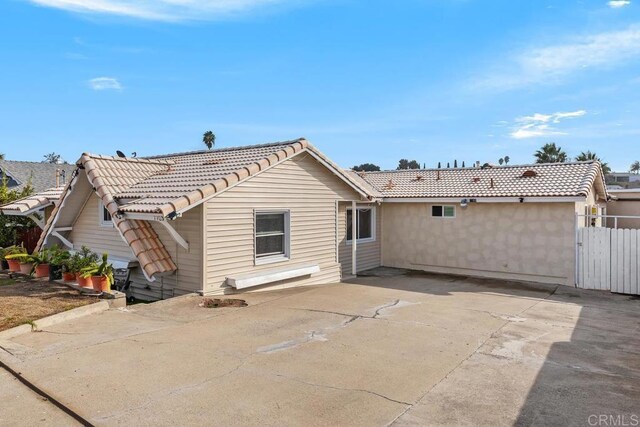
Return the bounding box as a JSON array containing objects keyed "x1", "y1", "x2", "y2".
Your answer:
[
  {"x1": 338, "y1": 202, "x2": 382, "y2": 276},
  {"x1": 607, "y1": 190, "x2": 640, "y2": 229},
  {"x1": 203, "y1": 154, "x2": 363, "y2": 295},
  {"x1": 381, "y1": 202, "x2": 577, "y2": 286}
]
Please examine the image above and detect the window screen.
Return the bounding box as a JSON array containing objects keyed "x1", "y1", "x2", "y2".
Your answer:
[
  {"x1": 255, "y1": 212, "x2": 287, "y2": 258},
  {"x1": 347, "y1": 208, "x2": 374, "y2": 241},
  {"x1": 432, "y1": 205, "x2": 455, "y2": 218}
]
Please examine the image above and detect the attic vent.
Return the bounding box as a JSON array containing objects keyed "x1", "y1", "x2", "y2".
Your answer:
[
  {"x1": 521, "y1": 170, "x2": 538, "y2": 178},
  {"x1": 384, "y1": 179, "x2": 396, "y2": 190},
  {"x1": 414, "y1": 175, "x2": 424, "y2": 181}
]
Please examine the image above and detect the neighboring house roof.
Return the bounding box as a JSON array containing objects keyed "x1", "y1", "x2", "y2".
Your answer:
[
  {"x1": 357, "y1": 161, "x2": 607, "y2": 200},
  {"x1": 0, "y1": 186, "x2": 65, "y2": 215},
  {"x1": 0, "y1": 160, "x2": 75, "y2": 193},
  {"x1": 38, "y1": 139, "x2": 376, "y2": 280}
]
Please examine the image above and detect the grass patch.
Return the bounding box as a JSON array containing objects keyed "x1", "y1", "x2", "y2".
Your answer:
[{"x1": 0, "y1": 278, "x2": 16, "y2": 286}]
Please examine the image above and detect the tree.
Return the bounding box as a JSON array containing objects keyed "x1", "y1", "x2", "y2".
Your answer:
[
  {"x1": 203, "y1": 131, "x2": 215, "y2": 150},
  {"x1": 534, "y1": 143, "x2": 568, "y2": 164},
  {"x1": 447, "y1": 162, "x2": 450, "y2": 168},
  {"x1": 352, "y1": 163, "x2": 381, "y2": 172},
  {"x1": 504, "y1": 156, "x2": 510, "y2": 165},
  {"x1": 454, "y1": 160, "x2": 458, "y2": 168},
  {"x1": 0, "y1": 174, "x2": 34, "y2": 247},
  {"x1": 499, "y1": 158, "x2": 504, "y2": 165},
  {"x1": 437, "y1": 162, "x2": 441, "y2": 169},
  {"x1": 630, "y1": 160, "x2": 640, "y2": 174},
  {"x1": 575, "y1": 151, "x2": 611, "y2": 175},
  {"x1": 397, "y1": 159, "x2": 420, "y2": 170},
  {"x1": 0, "y1": 153, "x2": 4, "y2": 160},
  {"x1": 43, "y1": 152, "x2": 63, "y2": 164},
  {"x1": 462, "y1": 161, "x2": 465, "y2": 167}
]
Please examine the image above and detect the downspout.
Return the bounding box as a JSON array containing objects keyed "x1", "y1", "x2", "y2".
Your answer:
[{"x1": 351, "y1": 200, "x2": 357, "y2": 276}]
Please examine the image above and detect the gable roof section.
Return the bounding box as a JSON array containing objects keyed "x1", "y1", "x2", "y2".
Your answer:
[
  {"x1": 359, "y1": 161, "x2": 607, "y2": 200},
  {"x1": 0, "y1": 186, "x2": 65, "y2": 215},
  {"x1": 85, "y1": 138, "x2": 375, "y2": 216},
  {"x1": 38, "y1": 139, "x2": 375, "y2": 280},
  {"x1": 0, "y1": 160, "x2": 75, "y2": 193}
]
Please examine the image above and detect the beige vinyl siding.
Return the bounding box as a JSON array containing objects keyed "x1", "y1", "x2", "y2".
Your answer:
[
  {"x1": 381, "y1": 202, "x2": 577, "y2": 286},
  {"x1": 203, "y1": 153, "x2": 362, "y2": 294},
  {"x1": 127, "y1": 206, "x2": 204, "y2": 301},
  {"x1": 338, "y1": 203, "x2": 382, "y2": 276},
  {"x1": 68, "y1": 194, "x2": 133, "y2": 259},
  {"x1": 68, "y1": 193, "x2": 203, "y2": 301}
]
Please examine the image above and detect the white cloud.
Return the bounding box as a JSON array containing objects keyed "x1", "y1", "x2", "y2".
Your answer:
[
  {"x1": 27, "y1": 0, "x2": 295, "y2": 21},
  {"x1": 509, "y1": 110, "x2": 586, "y2": 139},
  {"x1": 608, "y1": 0, "x2": 631, "y2": 8},
  {"x1": 474, "y1": 26, "x2": 640, "y2": 90},
  {"x1": 89, "y1": 77, "x2": 122, "y2": 90}
]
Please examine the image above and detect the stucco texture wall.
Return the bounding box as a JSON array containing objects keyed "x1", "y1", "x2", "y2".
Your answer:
[
  {"x1": 607, "y1": 191, "x2": 640, "y2": 229},
  {"x1": 381, "y1": 202, "x2": 577, "y2": 286}
]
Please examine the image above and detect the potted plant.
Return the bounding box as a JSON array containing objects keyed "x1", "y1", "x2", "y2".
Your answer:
[
  {"x1": 62, "y1": 255, "x2": 77, "y2": 282},
  {"x1": 5, "y1": 252, "x2": 36, "y2": 276},
  {"x1": 3, "y1": 245, "x2": 26, "y2": 272},
  {"x1": 48, "y1": 246, "x2": 70, "y2": 281},
  {"x1": 74, "y1": 246, "x2": 98, "y2": 288},
  {"x1": 81, "y1": 253, "x2": 113, "y2": 293},
  {"x1": 30, "y1": 249, "x2": 53, "y2": 278}
]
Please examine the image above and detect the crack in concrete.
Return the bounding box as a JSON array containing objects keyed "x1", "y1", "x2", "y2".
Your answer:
[{"x1": 272, "y1": 372, "x2": 412, "y2": 406}]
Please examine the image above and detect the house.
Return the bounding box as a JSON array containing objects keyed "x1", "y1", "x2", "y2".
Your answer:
[
  {"x1": 606, "y1": 189, "x2": 640, "y2": 229},
  {"x1": 351, "y1": 162, "x2": 607, "y2": 287},
  {"x1": 606, "y1": 172, "x2": 640, "y2": 189},
  {"x1": 34, "y1": 139, "x2": 607, "y2": 300},
  {"x1": 0, "y1": 159, "x2": 75, "y2": 193},
  {"x1": 36, "y1": 139, "x2": 377, "y2": 300}
]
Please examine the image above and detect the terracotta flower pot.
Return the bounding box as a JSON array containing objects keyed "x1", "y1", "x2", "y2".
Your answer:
[
  {"x1": 35, "y1": 263, "x2": 50, "y2": 278},
  {"x1": 63, "y1": 272, "x2": 76, "y2": 282},
  {"x1": 76, "y1": 273, "x2": 92, "y2": 288},
  {"x1": 91, "y1": 275, "x2": 110, "y2": 293},
  {"x1": 19, "y1": 262, "x2": 33, "y2": 275},
  {"x1": 7, "y1": 259, "x2": 21, "y2": 272}
]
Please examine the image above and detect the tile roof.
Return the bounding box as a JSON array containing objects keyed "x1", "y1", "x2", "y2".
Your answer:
[
  {"x1": 38, "y1": 139, "x2": 375, "y2": 280},
  {"x1": 0, "y1": 160, "x2": 75, "y2": 193},
  {"x1": 0, "y1": 186, "x2": 65, "y2": 215},
  {"x1": 357, "y1": 161, "x2": 606, "y2": 199}
]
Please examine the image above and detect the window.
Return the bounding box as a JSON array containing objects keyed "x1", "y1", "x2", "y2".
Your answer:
[
  {"x1": 431, "y1": 205, "x2": 455, "y2": 218},
  {"x1": 346, "y1": 207, "x2": 376, "y2": 243},
  {"x1": 99, "y1": 201, "x2": 113, "y2": 227},
  {"x1": 255, "y1": 211, "x2": 290, "y2": 263}
]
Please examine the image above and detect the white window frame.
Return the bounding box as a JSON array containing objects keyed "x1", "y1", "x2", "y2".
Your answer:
[
  {"x1": 431, "y1": 205, "x2": 456, "y2": 219},
  {"x1": 346, "y1": 206, "x2": 376, "y2": 245},
  {"x1": 98, "y1": 200, "x2": 114, "y2": 227},
  {"x1": 254, "y1": 210, "x2": 291, "y2": 265}
]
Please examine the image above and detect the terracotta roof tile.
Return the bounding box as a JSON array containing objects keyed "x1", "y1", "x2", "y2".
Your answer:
[
  {"x1": 358, "y1": 162, "x2": 606, "y2": 199},
  {"x1": 0, "y1": 186, "x2": 65, "y2": 214}
]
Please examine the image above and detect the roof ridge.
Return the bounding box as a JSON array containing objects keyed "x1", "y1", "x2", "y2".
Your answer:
[
  {"x1": 362, "y1": 160, "x2": 596, "y2": 174},
  {"x1": 143, "y1": 138, "x2": 307, "y2": 160},
  {"x1": 81, "y1": 153, "x2": 174, "y2": 166}
]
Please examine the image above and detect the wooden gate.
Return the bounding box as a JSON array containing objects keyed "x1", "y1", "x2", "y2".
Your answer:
[{"x1": 577, "y1": 227, "x2": 640, "y2": 295}]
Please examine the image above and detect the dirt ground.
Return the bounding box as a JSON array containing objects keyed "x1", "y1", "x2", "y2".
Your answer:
[{"x1": 0, "y1": 273, "x2": 98, "y2": 331}]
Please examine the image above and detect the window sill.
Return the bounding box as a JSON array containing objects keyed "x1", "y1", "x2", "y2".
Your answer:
[{"x1": 255, "y1": 255, "x2": 290, "y2": 266}]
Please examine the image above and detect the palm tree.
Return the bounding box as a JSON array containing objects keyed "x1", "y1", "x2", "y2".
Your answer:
[
  {"x1": 202, "y1": 131, "x2": 215, "y2": 150},
  {"x1": 631, "y1": 160, "x2": 640, "y2": 175},
  {"x1": 575, "y1": 151, "x2": 611, "y2": 175},
  {"x1": 504, "y1": 156, "x2": 510, "y2": 165},
  {"x1": 498, "y1": 158, "x2": 504, "y2": 165},
  {"x1": 534, "y1": 143, "x2": 568, "y2": 164},
  {"x1": 0, "y1": 153, "x2": 4, "y2": 160}
]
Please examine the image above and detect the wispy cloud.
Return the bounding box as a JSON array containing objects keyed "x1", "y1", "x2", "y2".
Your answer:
[
  {"x1": 27, "y1": 0, "x2": 298, "y2": 21},
  {"x1": 509, "y1": 110, "x2": 587, "y2": 139},
  {"x1": 88, "y1": 77, "x2": 122, "y2": 91},
  {"x1": 474, "y1": 26, "x2": 640, "y2": 91},
  {"x1": 608, "y1": 0, "x2": 631, "y2": 8}
]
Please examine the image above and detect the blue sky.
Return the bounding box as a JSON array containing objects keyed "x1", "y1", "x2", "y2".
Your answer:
[{"x1": 0, "y1": 0, "x2": 639, "y2": 171}]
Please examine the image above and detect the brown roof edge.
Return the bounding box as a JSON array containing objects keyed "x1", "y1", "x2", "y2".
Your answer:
[{"x1": 80, "y1": 154, "x2": 177, "y2": 279}]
